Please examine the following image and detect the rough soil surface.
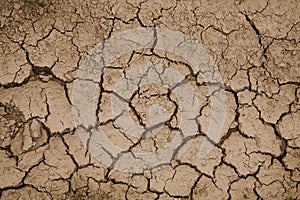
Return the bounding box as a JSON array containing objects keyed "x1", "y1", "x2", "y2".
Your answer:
[{"x1": 0, "y1": 0, "x2": 299, "y2": 199}]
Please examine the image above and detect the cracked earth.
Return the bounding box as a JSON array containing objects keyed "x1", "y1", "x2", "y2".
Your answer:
[{"x1": 0, "y1": 0, "x2": 300, "y2": 199}]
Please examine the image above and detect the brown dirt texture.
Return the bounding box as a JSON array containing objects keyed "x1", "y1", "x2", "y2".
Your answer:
[{"x1": 0, "y1": 0, "x2": 299, "y2": 199}]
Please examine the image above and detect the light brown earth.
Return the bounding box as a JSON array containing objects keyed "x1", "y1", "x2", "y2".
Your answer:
[{"x1": 0, "y1": 0, "x2": 299, "y2": 199}]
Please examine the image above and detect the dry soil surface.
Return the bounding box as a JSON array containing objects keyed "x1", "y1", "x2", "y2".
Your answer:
[{"x1": 0, "y1": 0, "x2": 299, "y2": 199}]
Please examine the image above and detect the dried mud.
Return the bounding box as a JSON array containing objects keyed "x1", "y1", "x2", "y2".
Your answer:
[{"x1": 0, "y1": 0, "x2": 299, "y2": 199}]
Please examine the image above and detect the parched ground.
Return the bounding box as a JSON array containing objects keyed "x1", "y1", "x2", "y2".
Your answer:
[{"x1": 0, "y1": 0, "x2": 299, "y2": 199}]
